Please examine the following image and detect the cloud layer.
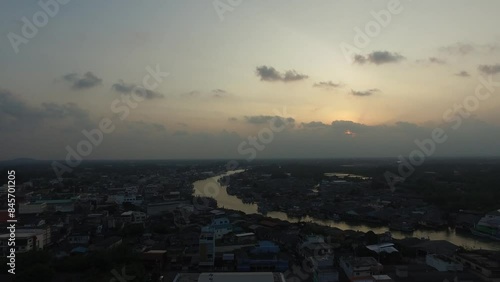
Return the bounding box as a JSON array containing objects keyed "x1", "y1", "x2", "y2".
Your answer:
[
  {"x1": 112, "y1": 80, "x2": 164, "y2": 99},
  {"x1": 62, "y1": 72, "x2": 102, "y2": 90},
  {"x1": 478, "y1": 64, "x2": 500, "y2": 75},
  {"x1": 353, "y1": 51, "x2": 405, "y2": 65},
  {"x1": 351, "y1": 88, "x2": 379, "y2": 97},
  {"x1": 313, "y1": 81, "x2": 343, "y2": 90},
  {"x1": 255, "y1": 65, "x2": 308, "y2": 82}
]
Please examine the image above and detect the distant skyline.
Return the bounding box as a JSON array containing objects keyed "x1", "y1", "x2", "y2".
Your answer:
[{"x1": 1, "y1": 1, "x2": 500, "y2": 160}]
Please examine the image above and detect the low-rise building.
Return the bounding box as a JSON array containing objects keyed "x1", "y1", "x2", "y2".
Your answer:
[
  {"x1": 17, "y1": 227, "x2": 51, "y2": 249},
  {"x1": 147, "y1": 201, "x2": 188, "y2": 216},
  {"x1": 455, "y1": 251, "x2": 500, "y2": 281},
  {"x1": 121, "y1": 211, "x2": 147, "y2": 224},
  {"x1": 19, "y1": 202, "x2": 47, "y2": 214},
  {"x1": 426, "y1": 254, "x2": 463, "y2": 272},
  {"x1": 339, "y1": 256, "x2": 383, "y2": 281},
  {"x1": 32, "y1": 199, "x2": 75, "y2": 213},
  {"x1": 173, "y1": 272, "x2": 286, "y2": 282},
  {"x1": 210, "y1": 217, "x2": 233, "y2": 239},
  {"x1": 0, "y1": 233, "x2": 37, "y2": 255},
  {"x1": 199, "y1": 226, "x2": 215, "y2": 266}
]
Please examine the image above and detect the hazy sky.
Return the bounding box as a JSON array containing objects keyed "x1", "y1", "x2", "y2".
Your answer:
[{"x1": 1, "y1": 0, "x2": 500, "y2": 160}]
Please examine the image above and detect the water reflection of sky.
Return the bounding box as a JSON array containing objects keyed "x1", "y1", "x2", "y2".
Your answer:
[{"x1": 193, "y1": 172, "x2": 500, "y2": 251}]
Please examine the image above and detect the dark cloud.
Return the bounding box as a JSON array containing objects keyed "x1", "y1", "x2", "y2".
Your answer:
[
  {"x1": 302, "y1": 121, "x2": 327, "y2": 128},
  {"x1": 351, "y1": 89, "x2": 379, "y2": 97},
  {"x1": 244, "y1": 115, "x2": 295, "y2": 125},
  {"x1": 478, "y1": 64, "x2": 500, "y2": 75},
  {"x1": 62, "y1": 71, "x2": 102, "y2": 90},
  {"x1": 212, "y1": 89, "x2": 226, "y2": 94},
  {"x1": 313, "y1": 81, "x2": 343, "y2": 90},
  {"x1": 211, "y1": 89, "x2": 231, "y2": 98},
  {"x1": 440, "y1": 42, "x2": 475, "y2": 55},
  {"x1": 455, "y1": 71, "x2": 470, "y2": 77},
  {"x1": 353, "y1": 54, "x2": 367, "y2": 64},
  {"x1": 0, "y1": 88, "x2": 91, "y2": 131},
  {"x1": 255, "y1": 65, "x2": 308, "y2": 82},
  {"x1": 353, "y1": 51, "x2": 405, "y2": 65},
  {"x1": 428, "y1": 57, "x2": 446, "y2": 64},
  {"x1": 112, "y1": 80, "x2": 164, "y2": 99},
  {"x1": 228, "y1": 117, "x2": 238, "y2": 122},
  {"x1": 440, "y1": 42, "x2": 500, "y2": 56},
  {"x1": 255, "y1": 66, "x2": 281, "y2": 81},
  {"x1": 283, "y1": 70, "x2": 309, "y2": 82},
  {"x1": 41, "y1": 102, "x2": 89, "y2": 120},
  {"x1": 0, "y1": 89, "x2": 36, "y2": 119}
]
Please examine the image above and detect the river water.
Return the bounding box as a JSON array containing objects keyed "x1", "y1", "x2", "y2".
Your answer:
[{"x1": 193, "y1": 171, "x2": 500, "y2": 251}]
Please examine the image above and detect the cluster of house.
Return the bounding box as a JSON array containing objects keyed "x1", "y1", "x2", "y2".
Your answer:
[{"x1": 0, "y1": 168, "x2": 499, "y2": 282}]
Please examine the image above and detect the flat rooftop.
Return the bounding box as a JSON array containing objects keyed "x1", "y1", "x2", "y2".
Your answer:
[{"x1": 173, "y1": 272, "x2": 286, "y2": 282}]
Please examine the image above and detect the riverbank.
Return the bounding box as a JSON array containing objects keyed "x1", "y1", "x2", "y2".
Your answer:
[{"x1": 193, "y1": 172, "x2": 500, "y2": 251}]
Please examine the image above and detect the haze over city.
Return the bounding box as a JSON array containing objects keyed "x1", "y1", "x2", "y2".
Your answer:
[
  {"x1": 1, "y1": 1, "x2": 500, "y2": 160},
  {"x1": 3, "y1": 2, "x2": 500, "y2": 282}
]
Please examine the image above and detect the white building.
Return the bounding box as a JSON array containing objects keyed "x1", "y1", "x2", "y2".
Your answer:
[
  {"x1": 310, "y1": 256, "x2": 339, "y2": 282},
  {"x1": 298, "y1": 235, "x2": 334, "y2": 258},
  {"x1": 0, "y1": 233, "x2": 36, "y2": 255},
  {"x1": 17, "y1": 227, "x2": 51, "y2": 250},
  {"x1": 210, "y1": 217, "x2": 233, "y2": 239},
  {"x1": 121, "y1": 211, "x2": 147, "y2": 224},
  {"x1": 426, "y1": 254, "x2": 463, "y2": 272},
  {"x1": 107, "y1": 194, "x2": 143, "y2": 205},
  {"x1": 339, "y1": 256, "x2": 382, "y2": 281},
  {"x1": 199, "y1": 227, "x2": 215, "y2": 266}
]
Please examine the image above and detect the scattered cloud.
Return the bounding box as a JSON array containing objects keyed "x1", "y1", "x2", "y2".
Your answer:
[
  {"x1": 211, "y1": 89, "x2": 231, "y2": 98},
  {"x1": 255, "y1": 65, "x2": 308, "y2": 82},
  {"x1": 440, "y1": 42, "x2": 475, "y2": 55},
  {"x1": 61, "y1": 71, "x2": 102, "y2": 90},
  {"x1": 181, "y1": 90, "x2": 200, "y2": 98},
  {"x1": 353, "y1": 51, "x2": 405, "y2": 65},
  {"x1": 350, "y1": 88, "x2": 379, "y2": 97},
  {"x1": 478, "y1": 64, "x2": 500, "y2": 75},
  {"x1": 301, "y1": 121, "x2": 327, "y2": 128},
  {"x1": 440, "y1": 42, "x2": 500, "y2": 56},
  {"x1": 0, "y1": 88, "x2": 91, "y2": 131},
  {"x1": 212, "y1": 89, "x2": 226, "y2": 94},
  {"x1": 313, "y1": 81, "x2": 343, "y2": 90},
  {"x1": 112, "y1": 80, "x2": 164, "y2": 99},
  {"x1": 428, "y1": 57, "x2": 446, "y2": 64},
  {"x1": 41, "y1": 102, "x2": 89, "y2": 120},
  {"x1": 455, "y1": 71, "x2": 470, "y2": 77},
  {"x1": 244, "y1": 115, "x2": 295, "y2": 125}
]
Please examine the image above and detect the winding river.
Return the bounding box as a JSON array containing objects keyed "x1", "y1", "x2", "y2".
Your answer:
[{"x1": 193, "y1": 170, "x2": 500, "y2": 251}]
